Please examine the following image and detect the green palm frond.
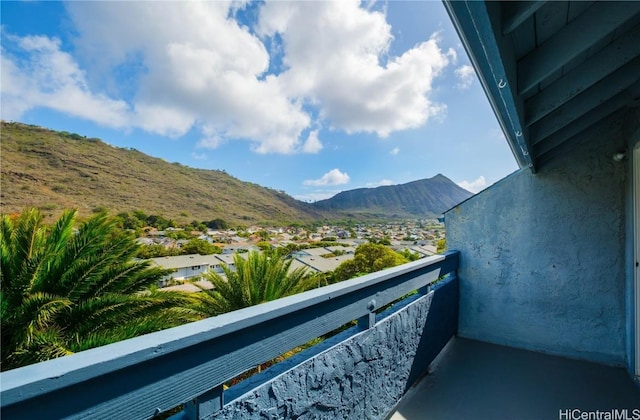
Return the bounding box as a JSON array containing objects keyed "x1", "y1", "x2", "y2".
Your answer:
[
  {"x1": 8, "y1": 293, "x2": 71, "y2": 347},
  {"x1": 0, "y1": 215, "x2": 16, "y2": 287},
  {"x1": 37, "y1": 210, "x2": 77, "y2": 294},
  {"x1": 1, "y1": 208, "x2": 197, "y2": 371},
  {"x1": 7, "y1": 327, "x2": 71, "y2": 369},
  {"x1": 197, "y1": 252, "x2": 314, "y2": 316}
]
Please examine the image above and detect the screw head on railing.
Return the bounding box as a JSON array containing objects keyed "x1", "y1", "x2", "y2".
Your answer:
[{"x1": 367, "y1": 299, "x2": 376, "y2": 311}]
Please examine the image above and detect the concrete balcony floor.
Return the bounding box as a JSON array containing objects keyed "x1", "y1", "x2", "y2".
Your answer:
[{"x1": 389, "y1": 338, "x2": 640, "y2": 420}]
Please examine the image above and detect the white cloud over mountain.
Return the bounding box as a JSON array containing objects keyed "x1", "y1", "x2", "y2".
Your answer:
[
  {"x1": 457, "y1": 176, "x2": 486, "y2": 193},
  {"x1": 304, "y1": 169, "x2": 350, "y2": 186},
  {"x1": 1, "y1": 0, "x2": 451, "y2": 154}
]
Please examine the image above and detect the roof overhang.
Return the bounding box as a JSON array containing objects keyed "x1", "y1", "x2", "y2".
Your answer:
[{"x1": 443, "y1": 1, "x2": 640, "y2": 171}]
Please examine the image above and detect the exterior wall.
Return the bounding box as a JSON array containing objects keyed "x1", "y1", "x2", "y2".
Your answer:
[
  {"x1": 625, "y1": 112, "x2": 640, "y2": 376},
  {"x1": 446, "y1": 116, "x2": 628, "y2": 366},
  {"x1": 212, "y1": 276, "x2": 458, "y2": 420},
  {"x1": 173, "y1": 265, "x2": 210, "y2": 280}
]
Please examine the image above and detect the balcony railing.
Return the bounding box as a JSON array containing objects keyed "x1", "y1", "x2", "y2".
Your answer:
[{"x1": 0, "y1": 251, "x2": 459, "y2": 420}]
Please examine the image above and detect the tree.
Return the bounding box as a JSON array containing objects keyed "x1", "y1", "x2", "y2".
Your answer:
[
  {"x1": 136, "y1": 244, "x2": 181, "y2": 259},
  {"x1": 115, "y1": 211, "x2": 144, "y2": 231},
  {"x1": 206, "y1": 218, "x2": 228, "y2": 230},
  {"x1": 397, "y1": 249, "x2": 421, "y2": 261},
  {"x1": 180, "y1": 238, "x2": 221, "y2": 255},
  {"x1": 333, "y1": 243, "x2": 408, "y2": 282},
  {"x1": 369, "y1": 236, "x2": 391, "y2": 246},
  {"x1": 255, "y1": 241, "x2": 272, "y2": 252},
  {"x1": 193, "y1": 252, "x2": 316, "y2": 316},
  {"x1": 0, "y1": 208, "x2": 197, "y2": 370},
  {"x1": 256, "y1": 230, "x2": 271, "y2": 241},
  {"x1": 189, "y1": 220, "x2": 208, "y2": 233},
  {"x1": 436, "y1": 238, "x2": 446, "y2": 253}
]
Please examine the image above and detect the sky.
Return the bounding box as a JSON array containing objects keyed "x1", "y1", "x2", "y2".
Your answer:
[{"x1": 0, "y1": 0, "x2": 518, "y2": 202}]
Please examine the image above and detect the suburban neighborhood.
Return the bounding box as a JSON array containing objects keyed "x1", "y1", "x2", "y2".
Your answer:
[{"x1": 143, "y1": 220, "x2": 445, "y2": 290}]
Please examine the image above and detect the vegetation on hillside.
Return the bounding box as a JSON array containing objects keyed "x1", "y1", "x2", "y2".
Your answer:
[
  {"x1": 2, "y1": 121, "x2": 469, "y2": 225},
  {"x1": 0, "y1": 121, "x2": 327, "y2": 225},
  {"x1": 0, "y1": 208, "x2": 199, "y2": 370}
]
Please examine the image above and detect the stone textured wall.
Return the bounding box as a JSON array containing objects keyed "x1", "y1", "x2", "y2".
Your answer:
[
  {"x1": 212, "y1": 277, "x2": 458, "y2": 420},
  {"x1": 446, "y1": 115, "x2": 628, "y2": 366}
]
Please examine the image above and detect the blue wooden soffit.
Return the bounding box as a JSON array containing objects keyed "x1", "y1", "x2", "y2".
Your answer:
[{"x1": 444, "y1": 0, "x2": 534, "y2": 172}]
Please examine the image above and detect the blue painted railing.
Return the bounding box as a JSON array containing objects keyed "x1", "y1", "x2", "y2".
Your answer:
[{"x1": 0, "y1": 251, "x2": 459, "y2": 420}]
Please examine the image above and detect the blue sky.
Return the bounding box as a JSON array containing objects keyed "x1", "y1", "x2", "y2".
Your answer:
[{"x1": 1, "y1": 0, "x2": 518, "y2": 201}]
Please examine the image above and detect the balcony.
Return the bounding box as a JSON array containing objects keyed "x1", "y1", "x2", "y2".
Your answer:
[
  {"x1": 2, "y1": 249, "x2": 638, "y2": 419},
  {"x1": 0, "y1": 252, "x2": 461, "y2": 419},
  {"x1": 2, "y1": 1, "x2": 639, "y2": 418}
]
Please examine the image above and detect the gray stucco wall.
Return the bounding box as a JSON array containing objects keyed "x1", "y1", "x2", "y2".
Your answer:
[
  {"x1": 446, "y1": 116, "x2": 628, "y2": 366},
  {"x1": 212, "y1": 276, "x2": 458, "y2": 420}
]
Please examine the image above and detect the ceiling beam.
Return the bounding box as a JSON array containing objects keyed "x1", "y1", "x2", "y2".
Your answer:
[
  {"x1": 525, "y1": 24, "x2": 640, "y2": 126},
  {"x1": 502, "y1": 1, "x2": 547, "y2": 35},
  {"x1": 533, "y1": 91, "x2": 632, "y2": 160},
  {"x1": 517, "y1": 2, "x2": 640, "y2": 95},
  {"x1": 529, "y1": 55, "x2": 640, "y2": 146}
]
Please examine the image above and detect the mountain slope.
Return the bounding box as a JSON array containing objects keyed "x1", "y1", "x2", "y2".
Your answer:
[
  {"x1": 0, "y1": 122, "x2": 326, "y2": 225},
  {"x1": 311, "y1": 174, "x2": 473, "y2": 219}
]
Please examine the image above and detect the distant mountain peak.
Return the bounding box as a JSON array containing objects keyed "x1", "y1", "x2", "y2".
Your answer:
[{"x1": 311, "y1": 175, "x2": 473, "y2": 219}]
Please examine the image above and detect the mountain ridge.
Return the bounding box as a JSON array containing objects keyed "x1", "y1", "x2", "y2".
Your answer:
[
  {"x1": 0, "y1": 122, "x2": 326, "y2": 225},
  {"x1": 1, "y1": 121, "x2": 472, "y2": 223},
  {"x1": 311, "y1": 174, "x2": 472, "y2": 219}
]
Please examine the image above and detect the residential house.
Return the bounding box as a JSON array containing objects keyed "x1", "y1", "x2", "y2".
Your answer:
[
  {"x1": 294, "y1": 253, "x2": 353, "y2": 274},
  {"x1": 149, "y1": 254, "x2": 222, "y2": 286},
  {"x1": 212, "y1": 252, "x2": 249, "y2": 273}
]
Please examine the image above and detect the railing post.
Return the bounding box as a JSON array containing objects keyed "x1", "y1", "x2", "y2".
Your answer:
[
  {"x1": 358, "y1": 299, "x2": 376, "y2": 330},
  {"x1": 185, "y1": 385, "x2": 223, "y2": 420}
]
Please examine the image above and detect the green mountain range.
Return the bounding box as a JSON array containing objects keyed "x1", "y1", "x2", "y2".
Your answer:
[{"x1": 1, "y1": 121, "x2": 472, "y2": 224}]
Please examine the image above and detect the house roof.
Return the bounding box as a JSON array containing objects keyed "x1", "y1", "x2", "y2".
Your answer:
[
  {"x1": 148, "y1": 254, "x2": 221, "y2": 270},
  {"x1": 294, "y1": 254, "x2": 353, "y2": 273},
  {"x1": 444, "y1": 1, "x2": 640, "y2": 170},
  {"x1": 214, "y1": 252, "x2": 250, "y2": 265},
  {"x1": 288, "y1": 258, "x2": 320, "y2": 274}
]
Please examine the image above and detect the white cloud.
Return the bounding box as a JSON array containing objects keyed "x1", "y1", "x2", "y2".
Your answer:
[
  {"x1": 197, "y1": 125, "x2": 226, "y2": 150},
  {"x1": 2, "y1": 1, "x2": 452, "y2": 154},
  {"x1": 191, "y1": 152, "x2": 207, "y2": 160},
  {"x1": 259, "y1": 1, "x2": 450, "y2": 137},
  {"x1": 302, "y1": 130, "x2": 323, "y2": 153},
  {"x1": 457, "y1": 176, "x2": 486, "y2": 193},
  {"x1": 455, "y1": 64, "x2": 475, "y2": 90},
  {"x1": 446, "y1": 47, "x2": 458, "y2": 64},
  {"x1": 0, "y1": 35, "x2": 130, "y2": 127},
  {"x1": 390, "y1": 147, "x2": 400, "y2": 155},
  {"x1": 303, "y1": 168, "x2": 350, "y2": 186}
]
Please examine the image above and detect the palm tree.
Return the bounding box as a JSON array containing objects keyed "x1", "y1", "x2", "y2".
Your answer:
[
  {"x1": 0, "y1": 208, "x2": 197, "y2": 370},
  {"x1": 194, "y1": 251, "x2": 317, "y2": 316}
]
